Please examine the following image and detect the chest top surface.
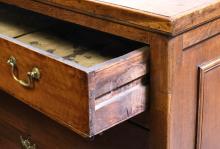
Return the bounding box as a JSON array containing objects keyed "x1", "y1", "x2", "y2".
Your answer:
[{"x1": 99, "y1": 0, "x2": 218, "y2": 16}]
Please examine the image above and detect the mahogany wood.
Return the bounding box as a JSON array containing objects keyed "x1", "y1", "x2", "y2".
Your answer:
[
  {"x1": 0, "y1": 4, "x2": 149, "y2": 137},
  {"x1": 0, "y1": 1, "x2": 220, "y2": 149},
  {"x1": 1, "y1": 0, "x2": 220, "y2": 35},
  {"x1": 127, "y1": 18, "x2": 220, "y2": 149},
  {"x1": 169, "y1": 30, "x2": 220, "y2": 149},
  {"x1": 197, "y1": 58, "x2": 220, "y2": 149},
  {"x1": 94, "y1": 81, "x2": 148, "y2": 133},
  {"x1": 148, "y1": 33, "x2": 171, "y2": 149},
  {"x1": 0, "y1": 0, "x2": 150, "y2": 44},
  {"x1": 0, "y1": 90, "x2": 150, "y2": 149},
  {"x1": 0, "y1": 35, "x2": 91, "y2": 137},
  {"x1": 0, "y1": 35, "x2": 149, "y2": 137},
  {"x1": 182, "y1": 18, "x2": 220, "y2": 49}
]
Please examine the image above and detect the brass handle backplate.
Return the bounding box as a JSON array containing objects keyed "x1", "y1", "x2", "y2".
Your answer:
[
  {"x1": 7, "y1": 56, "x2": 40, "y2": 88},
  {"x1": 20, "y1": 136, "x2": 36, "y2": 149}
]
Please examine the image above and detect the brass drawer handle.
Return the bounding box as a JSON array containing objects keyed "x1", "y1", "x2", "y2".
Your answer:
[
  {"x1": 20, "y1": 136, "x2": 36, "y2": 149},
  {"x1": 7, "y1": 56, "x2": 40, "y2": 88}
]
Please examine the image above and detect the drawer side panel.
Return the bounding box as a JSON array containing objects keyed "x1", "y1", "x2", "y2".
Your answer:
[{"x1": 94, "y1": 80, "x2": 148, "y2": 134}]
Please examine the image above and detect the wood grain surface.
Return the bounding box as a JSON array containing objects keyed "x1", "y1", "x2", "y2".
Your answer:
[
  {"x1": 0, "y1": 34, "x2": 91, "y2": 136},
  {"x1": 0, "y1": 5, "x2": 149, "y2": 137},
  {"x1": 1, "y1": 1, "x2": 219, "y2": 149},
  {"x1": 40, "y1": 0, "x2": 220, "y2": 35},
  {"x1": 1, "y1": 0, "x2": 219, "y2": 35},
  {"x1": 18, "y1": 24, "x2": 145, "y2": 68},
  {"x1": 98, "y1": 0, "x2": 219, "y2": 16},
  {"x1": 197, "y1": 57, "x2": 220, "y2": 149},
  {"x1": 0, "y1": 32, "x2": 149, "y2": 137},
  {"x1": 94, "y1": 79, "x2": 148, "y2": 134},
  {"x1": 0, "y1": 90, "x2": 150, "y2": 149},
  {"x1": 0, "y1": 4, "x2": 147, "y2": 68},
  {"x1": 170, "y1": 34, "x2": 220, "y2": 149},
  {"x1": 0, "y1": 1, "x2": 151, "y2": 44}
]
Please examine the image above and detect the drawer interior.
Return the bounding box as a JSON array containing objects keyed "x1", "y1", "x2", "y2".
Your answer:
[{"x1": 0, "y1": 4, "x2": 146, "y2": 68}]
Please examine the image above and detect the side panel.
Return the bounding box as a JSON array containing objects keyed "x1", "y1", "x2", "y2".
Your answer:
[
  {"x1": 171, "y1": 34, "x2": 220, "y2": 149},
  {"x1": 94, "y1": 80, "x2": 148, "y2": 134},
  {"x1": 92, "y1": 47, "x2": 149, "y2": 98},
  {"x1": 197, "y1": 58, "x2": 220, "y2": 149}
]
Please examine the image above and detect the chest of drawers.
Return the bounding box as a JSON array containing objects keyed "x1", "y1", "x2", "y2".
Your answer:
[{"x1": 0, "y1": 0, "x2": 219, "y2": 149}]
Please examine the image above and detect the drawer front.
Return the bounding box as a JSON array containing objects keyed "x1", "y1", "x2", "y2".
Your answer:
[
  {"x1": 0, "y1": 90, "x2": 150, "y2": 149},
  {"x1": 0, "y1": 35, "x2": 91, "y2": 136},
  {"x1": 0, "y1": 34, "x2": 149, "y2": 137},
  {"x1": 0, "y1": 123, "x2": 23, "y2": 149},
  {"x1": 0, "y1": 4, "x2": 149, "y2": 137},
  {"x1": 197, "y1": 57, "x2": 220, "y2": 149}
]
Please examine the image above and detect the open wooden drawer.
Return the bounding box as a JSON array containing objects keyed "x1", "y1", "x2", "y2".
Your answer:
[{"x1": 0, "y1": 4, "x2": 149, "y2": 137}]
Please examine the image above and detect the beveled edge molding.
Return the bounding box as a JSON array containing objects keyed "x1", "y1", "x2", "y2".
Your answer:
[{"x1": 197, "y1": 57, "x2": 220, "y2": 149}]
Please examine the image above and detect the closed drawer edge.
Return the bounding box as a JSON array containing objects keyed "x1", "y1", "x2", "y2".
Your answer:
[{"x1": 0, "y1": 90, "x2": 150, "y2": 149}]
